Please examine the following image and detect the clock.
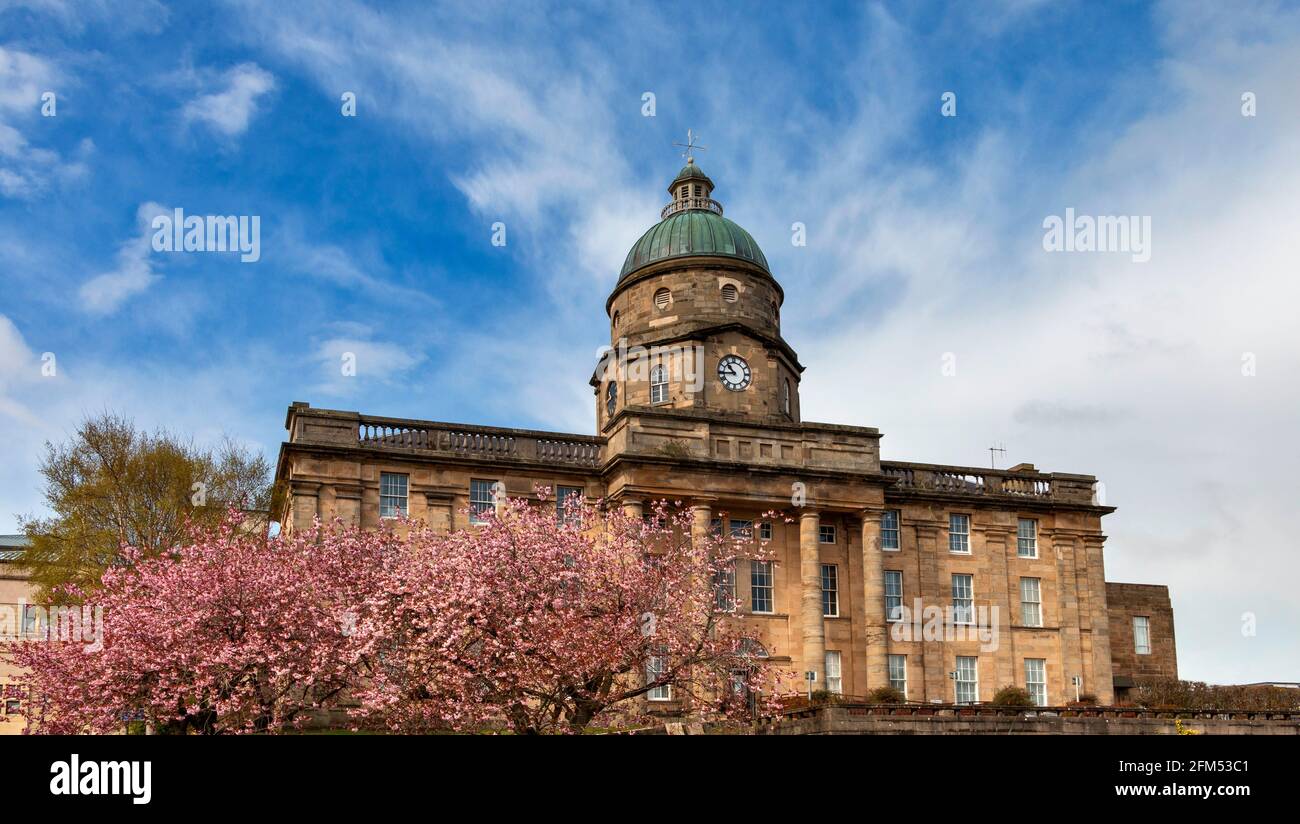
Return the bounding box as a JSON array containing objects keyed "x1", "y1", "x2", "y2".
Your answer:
[{"x1": 717, "y1": 355, "x2": 752, "y2": 391}]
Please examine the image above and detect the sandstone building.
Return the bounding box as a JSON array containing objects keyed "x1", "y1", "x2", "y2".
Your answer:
[{"x1": 275, "y1": 160, "x2": 1176, "y2": 706}]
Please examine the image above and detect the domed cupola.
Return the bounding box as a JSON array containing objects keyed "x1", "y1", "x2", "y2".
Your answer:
[
  {"x1": 597, "y1": 146, "x2": 802, "y2": 429},
  {"x1": 618, "y1": 158, "x2": 770, "y2": 281}
]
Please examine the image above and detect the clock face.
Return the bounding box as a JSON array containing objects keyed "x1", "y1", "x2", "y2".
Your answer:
[{"x1": 717, "y1": 355, "x2": 752, "y2": 391}]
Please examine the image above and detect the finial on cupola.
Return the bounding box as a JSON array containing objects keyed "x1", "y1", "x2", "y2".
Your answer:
[{"x1": 664, "y1": 129, "x2": 720, "y2": 217}]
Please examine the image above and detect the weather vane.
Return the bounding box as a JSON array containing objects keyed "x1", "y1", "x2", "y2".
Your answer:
[{"x1": 673, "y1": 129, "x2": 707, "y2": 162}]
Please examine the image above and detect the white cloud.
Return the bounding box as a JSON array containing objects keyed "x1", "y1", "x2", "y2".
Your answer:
[
  {"x1": 311, "y1": 335, "x2": 424, "y2": 397},
  {"x1": 225, "y1": 1, "x2": 658, "y2": 291},
  {"x1": 4, "y1": 0, "x2": 169, "y2": 34},
  {"x1": 78, "y1": 201, "x2": 169, "y2": 314},
  {"x1": 0, "y1": 46, "x2": 86, "y2": 199},
  {"x1": 182, "y1": 63, "x2": 275, "y2": 138}
]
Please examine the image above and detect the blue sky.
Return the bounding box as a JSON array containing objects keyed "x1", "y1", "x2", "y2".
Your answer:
[{"x1": 2, "y1": 0, "x2": 1298, "y2": 683}]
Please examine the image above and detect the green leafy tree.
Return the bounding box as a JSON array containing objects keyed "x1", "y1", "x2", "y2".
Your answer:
[{"x1": 17, "y1": 412, "x2": 276, "y2": 602}]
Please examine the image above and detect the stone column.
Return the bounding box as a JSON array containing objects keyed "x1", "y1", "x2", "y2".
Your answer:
[
  {"x1": 915, "y1": 524, "x2": 947, "y2": 702},
  {"x1": 799, "y1": 511, "x2": 826, "y2": 687},
  {"x1": 1083, "y1": 534, "x2": 1116, "y2": 704},
  {"x1": 690, "y1": 502, "x2": 713, "y2": 543},
  {"x1": 1056, "y1": 532, "x2": 1085, "y2": 705},
  {"x1": 984, "y1": 523, "x2": 1015, "y2": 691},
  {"x1": 684, "y1": 501, "x2": 714, "y2": 716},
  {"x1": 861, "y1": 509, "x2": 887, "y2": 691}
]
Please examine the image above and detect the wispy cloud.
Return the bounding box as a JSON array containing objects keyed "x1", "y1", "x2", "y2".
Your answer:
[
  {"x1": 182, "y1": 62, "x2": 275, "y2": 138},
  {"x1": 0, "y1": 45, "x2": 88, "y2": 199},
  {"x1": 78, "y1": 201, "x2": 169, "y2": 314},
  {"x1": 311, "y1": 331, "x2": 425, "y2": 397}
]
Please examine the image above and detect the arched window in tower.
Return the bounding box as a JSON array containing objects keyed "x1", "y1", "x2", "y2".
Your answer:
[
  {"x1": 782, "y1": 378, "x2": 791, "y2": 416},
  {"x1": 654, "y1": 287, "x2": 671, "y2": 310},
  {"x1": 612, "y1": 310, "x2": 620, "y2": 331},
  {"x1": 772, "y1": 301, "x2": 779, "y2": 325},
  {"x1": 650, "y1": 364, "x2": 668, "y2": 404},
  {"x1": 606, "y1": 382, "x2": 618, "y2": 417},
  {"x1": 721, "y1": 283, "x2": 738, "y2": 303}
]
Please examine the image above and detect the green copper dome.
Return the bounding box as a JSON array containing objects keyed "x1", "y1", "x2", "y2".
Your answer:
[
  {"x1": 619, "y1": 209, "x2": 769, "y2": 280},
  {"x1": 670, "y1": 162, "x2": 713, "y2": 188}
]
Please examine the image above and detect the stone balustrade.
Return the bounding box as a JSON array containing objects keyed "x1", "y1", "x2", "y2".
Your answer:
[
  {"x1": 287, "y1": 404, "x2": 603, "y2": 468},
  {"x1": 882, "y1": 461, "x2": 1098, "y2": 506}
]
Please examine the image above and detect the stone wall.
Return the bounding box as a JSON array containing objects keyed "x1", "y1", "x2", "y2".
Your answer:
[
  {"x1": 1106, "y1": 583, "x2": 1178, "y2": 693},
  {"x1": 760, "y1": 705, "x2": 1298, "y2": 735}
]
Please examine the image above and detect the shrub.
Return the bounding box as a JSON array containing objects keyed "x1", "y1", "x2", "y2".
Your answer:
[
  {"x1": 866, "y1": 686, "x2": 905, "y2": 704},
  {"x1": 992, "y1": 686, "x2": 1035, "y2": 707},
  {"x1": 809, "y1": 689, "x2": 837, "y2": 705},
  {"x1": 1134, "y1": 678, "x2": 1300, "y2": 711}
]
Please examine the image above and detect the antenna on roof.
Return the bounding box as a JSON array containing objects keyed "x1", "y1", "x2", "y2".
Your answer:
[{"x1": 988, "y1": 443, "x2": 1007, "y2": 469}]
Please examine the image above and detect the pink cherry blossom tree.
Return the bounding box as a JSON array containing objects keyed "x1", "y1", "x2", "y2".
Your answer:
[
  {"x1": 350, "y1": 493, "x2": 785, "y2": 734},
  {"x1": 7, "y1": 496, "x2": 786, "y2": 735},
  {"x1": 6, "y1": 513, "x2": 398, "y2": 734}
]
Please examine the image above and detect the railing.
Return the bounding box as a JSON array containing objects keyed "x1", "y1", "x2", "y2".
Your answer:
[
  {"x1": 660, "y1": 197, "x2": 725, "y2": 219},
  {"x1": 350, "y1": 417, "x2": 601, "y2": 467},
  {"x1": 882, "y1": 463, "x2": 1079, "y2": 502}
]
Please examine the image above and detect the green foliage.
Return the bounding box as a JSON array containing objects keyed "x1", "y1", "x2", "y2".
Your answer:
[
  {"x1": 1133, "y1": 678, "x2": 1300, "y2": 711},
  {"x1": 18, "y1": 412, "x2": 276, "y2": 602},
  {"x1": 809, "y1": 689, "x2": 837, "y2": 705},
  {"x1": 991, "y1": 685, "x2": 1035, "y2": 707},
  {"x1": 866, "y1": 686, "x2": 905, "y2": 704}
]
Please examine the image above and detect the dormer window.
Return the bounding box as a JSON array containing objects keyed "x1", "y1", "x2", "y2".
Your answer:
[
  {"x1": 654, "y1": 287, "x2": 671, "y2": 310},
  {"x1": 721, "y1": 283, "x2": 738, "y2": 303}
]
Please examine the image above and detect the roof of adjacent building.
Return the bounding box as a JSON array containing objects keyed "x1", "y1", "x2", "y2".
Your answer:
[
  {"x1": 619, "y1": 209, "x2": 769, "y2": 280},
  {"x1": 0, "y1": 534, "x2": 29, "y2": 561}
]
